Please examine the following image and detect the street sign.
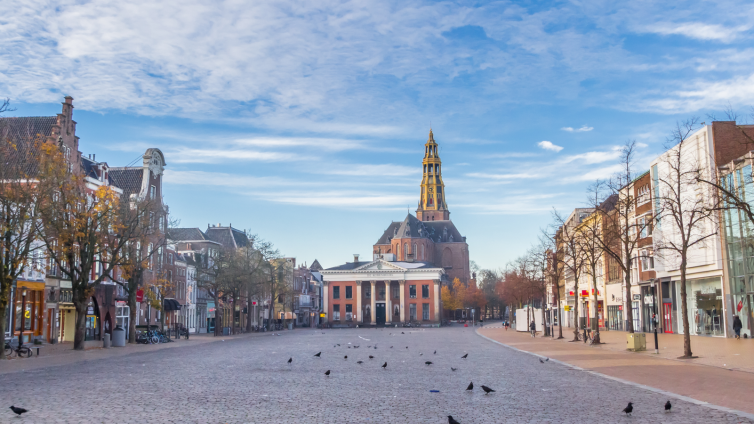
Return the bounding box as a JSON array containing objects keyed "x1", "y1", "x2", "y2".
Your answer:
[
  {"x1": 319, "y1": 313, "x2": 325, "y2": 317},
  {"x1": 564, "y1": 306, "x2": 571, "y2": 311}
]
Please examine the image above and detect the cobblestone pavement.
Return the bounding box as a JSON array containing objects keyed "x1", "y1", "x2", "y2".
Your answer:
[{"x1": 1, "y1": 326, "x2": 751, "y2": 423}]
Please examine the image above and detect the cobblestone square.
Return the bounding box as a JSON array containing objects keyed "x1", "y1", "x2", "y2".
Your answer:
[{"x1": 1, "y1": 327, "x2": 750, "y2": 423}]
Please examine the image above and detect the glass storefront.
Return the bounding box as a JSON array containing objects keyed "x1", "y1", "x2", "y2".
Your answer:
[
  {"x1": 676, "y1": 278, "x2": 724, "y2": 336},
  {"x1": 607, "y1": 305, "x2": 623, "y2": 330}
]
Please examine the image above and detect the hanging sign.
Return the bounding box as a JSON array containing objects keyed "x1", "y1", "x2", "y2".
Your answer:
[{"x1": 136, "y1": 289, "x2": 144, "y2": 303}]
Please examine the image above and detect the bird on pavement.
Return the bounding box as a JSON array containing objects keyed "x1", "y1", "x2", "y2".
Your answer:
[
  {"x1": 10, "y1": 406, "x2": 28, "y2": 417},
  {"x1": 288, "y1": 357, "x2": 292, "y2": 364},
  {"x1": 390, "y1": 346, "x2": 393, "y2": 349},
  {"x1": 325, "y1": 370, "x2": 331, "y2": 376},
  {"x1": 357, "y1": 361, "x2": 364, "y2": 364},
  {"x1": 406, "y1": 346, "x2": 409, "y2": 349},
  {"x1": 481, "y1": 385, "x2": 495, "y2": 394},
  {"x1": 401, "y1": 332, "x2": 405, "y2": 334},
  {"x1": 382, "y1": 362, "x2": 387, "y2": 369},
  {"x1": 344, "y1": 355, "x2": 348, "y2": 360},
  {"x1": 425, "y1": 361, "x2": 433, "y2": 365},
  {"x1": 665, "y1": 401, "x2": 672, "y2": 412},
  {"x1": 539, "y1": 358, "x2": 544, "y2": 364},
  {"x1": 369, "y1": 355, "x2": 374, "y2": 359},
  {"x1": 434, "y1": 350, "x2": 437, "y2": 354},
  {"x1": 546, "y1": 358, "x2": 549, "y2": 362},
  {"x1": 466, "y1": 382, "x2": 474, "y2": 391},
  {"x1": 461, "y1": 353, "x2": 468, "y2": 359},
  {"x1": 314, "y1": 352, "x2": 321, "y2": 357},
  {"x1": 420, "y1": 353, "x2": 423, "y2": 356},
  {"x1": 337, "y1": 344, "x2": 341, "y2": 346},
  {"x1": 451, "y1": 367, "x2": 457, "y2": 372},
  {"x1": 374, "y1": 346, "x2": 377, "y2": 350},
  {"x1": 623, "y1": 402, "x2": 633, "y2": 416},
  {"x1": 448, "y1": 415, "x2": 461, "y2": 424}
]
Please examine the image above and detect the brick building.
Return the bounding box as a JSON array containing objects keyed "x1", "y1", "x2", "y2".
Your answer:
[{"x1": 321, "y1": 130, "x2": 471, "y2": 326}]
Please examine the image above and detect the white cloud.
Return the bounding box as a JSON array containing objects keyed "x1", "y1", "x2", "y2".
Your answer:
[
  {"x1": 465, "y1": 172, "x2": 541, "y2": 180},
  {"x1": 643, "y1": 23, "x2": 750, "y2": 43},
  {"x1": 538, "y1": 141, "x2": 564, "y2": 152},
  {"x1": 561, "y1": 125, "x2": 593, "y2": 132}
]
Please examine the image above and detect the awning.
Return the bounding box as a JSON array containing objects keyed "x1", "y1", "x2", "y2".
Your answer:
[{"x1": 163, "y1": 298, "x2": 182, "y2": 311}]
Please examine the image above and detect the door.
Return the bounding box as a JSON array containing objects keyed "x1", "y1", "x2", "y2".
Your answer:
[
  {"x1": 663, "y1": 303, "x2": 673, "y2": 333},
  {"x1": 376, "y1": 303, "x2": 386, "y2": 325}
]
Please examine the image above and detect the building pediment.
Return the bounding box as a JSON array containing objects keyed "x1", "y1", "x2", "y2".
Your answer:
[{"x1": 354, "y1": 259, "x2": 406, "y2": 271}]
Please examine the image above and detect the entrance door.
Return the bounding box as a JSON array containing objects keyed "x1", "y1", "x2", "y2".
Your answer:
[
  {"x1": 663, "y1": 303, "x2": 673, "y2": 333},
  {"x1": 376, "y1": 303, "x2": 386, "y2": 325}
]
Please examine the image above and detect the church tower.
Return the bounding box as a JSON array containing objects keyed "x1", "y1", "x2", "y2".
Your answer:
[{"x1": 416, "y1": 129, "x2": 450, "y2": 221}]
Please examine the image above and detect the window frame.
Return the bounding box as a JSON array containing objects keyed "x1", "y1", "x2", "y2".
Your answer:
[
  {"x1": 421, "y1": 284, "x2": 429, "y2": 299},
  {"x1": 409, "y1": 285, "x2": 417, "y2": 298},
  {"x1": 333, "y1": 286, "x2": 340, "y2": 299},
  {"x1": 345, "y1": 286, "x2": 352, "y2": 299}
]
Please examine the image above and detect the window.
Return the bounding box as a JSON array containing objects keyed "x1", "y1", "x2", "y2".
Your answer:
[
  {"x1": 636, "y1": 184, "x2": 650, "y2": 206},
  {"x1": 392, "y1": 286, "x2": 399, "y2": 299},
  {"x1": 365, "y1": 285, "x2": 371, "y2": 298},
  {"x1": 413, "y1": 243, "x2": 417, "y2": 258},
  {"x1": 409, "y1": 304, "x2": 417, "y2": 321},
  {"x1": 150, "y1": 185, "x2": 156, "y2": 199},
  {"x1": 409, "y1": 285, "x2": 416, "y2": 298},
  {"x1": 345, "y1": 286, "x2": 352, "y2": 299},
  {"x1": 420, "y1": 244, "x2": 425, "y2": 261},
  {"x1": 422, "y1": 303, "x2": 430, "y2": 320},
  {"x1": 422, "y1": 285, "x2": 429, "y2": 298},
  {"x1": 345, "y1": 304, "x2": 353, "y2": 321},
  {"x1": 404, "y1": 243, "x2": 408, "y2": 259},
  {"x1": 333, "y1": 304, "x2": 340, "y2": 321},
  {"x1": 333, "y1": 286, "x2": 340, "y2": 299}
]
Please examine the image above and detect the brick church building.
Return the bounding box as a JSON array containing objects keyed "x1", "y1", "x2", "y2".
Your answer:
[{"x1": 321, "y1": 130, "x2": 470, "y2": 326}]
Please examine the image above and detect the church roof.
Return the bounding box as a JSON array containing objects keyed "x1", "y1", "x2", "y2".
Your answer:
[
  {"x1": 374, "y1": 221, "x2": 402, "y2": 245},
  {"x1": 376, "y1": 213, "x2": 466, "y2": 243},
  {"x1": 423, "y1": 220, "x2": 465, "y2": 243}
]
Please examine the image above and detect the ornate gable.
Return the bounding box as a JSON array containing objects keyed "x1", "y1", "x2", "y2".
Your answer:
[{"x1": 354, "y1": 259, "x2": 406, "y2": 271}]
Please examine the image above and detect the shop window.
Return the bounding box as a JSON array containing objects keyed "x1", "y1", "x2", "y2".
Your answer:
[
  {"x1": 409, "y1": 304, "x2": 417, "y2": 321},
  {"x1": 409, "y1": 285, "x2": 417, "y2": 298},
  {"x1": 333, "y1": 286, "x2": 340, "y2": 299},
  {"x1": 422, "y1": 285, "x2": 429, "y2": 298},
  {"x1": 333, "y1": 304, "x2": 340, "y2": 321},
  {"x1": 422, "y1": 303, "x2": 430, "y2": 320},
  {"x1": 345, "y1": 286, "x2": 352, "y2": 299}
]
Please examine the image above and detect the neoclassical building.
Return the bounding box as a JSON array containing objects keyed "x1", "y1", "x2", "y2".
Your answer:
[{"x1": 321, "y1": 130, "x2": 470, "y2": 326}]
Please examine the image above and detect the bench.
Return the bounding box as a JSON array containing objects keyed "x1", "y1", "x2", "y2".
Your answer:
[{"x1": 22, "y1": 344, "x2": 43, "y2": 357}]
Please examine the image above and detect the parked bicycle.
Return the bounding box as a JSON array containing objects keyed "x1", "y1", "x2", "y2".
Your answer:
[{"x1": 4, "y1": 341, "x2": 32, "y2": 358}]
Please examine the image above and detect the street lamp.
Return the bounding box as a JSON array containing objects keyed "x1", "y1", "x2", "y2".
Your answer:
[{"x1": 651, "y1": 278, "x2": 659, "y2": 354}]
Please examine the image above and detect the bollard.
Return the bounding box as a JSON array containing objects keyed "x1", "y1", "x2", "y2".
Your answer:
[{"x1": 103, "y1": 333, "x2": 111, "y2": 349}]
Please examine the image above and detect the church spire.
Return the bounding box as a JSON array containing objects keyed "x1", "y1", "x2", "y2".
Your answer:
[{"x1": 416, "y1": 129, "x2": 449, "y2": 221}]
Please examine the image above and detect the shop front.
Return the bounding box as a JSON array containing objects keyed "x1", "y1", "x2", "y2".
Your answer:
[
  {"x1": 606, "y1": 283, "x2": 623, "y2": 331},
  {"x1": 12, "y1": 281, "x2": 45, "y2": 344},
  {"x1": 640, "y1": 284, "x2": 657, "y2": 333},
  {"x1": 677, "y1": 277, "x2": 725, "y2": 337}
]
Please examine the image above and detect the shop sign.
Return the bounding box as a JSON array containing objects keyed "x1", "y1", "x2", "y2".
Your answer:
[
  {"x1": 564, "y1": 306, "x2": 572, "y2": 311},
  {"x1": 87, "y1": 306, "x2": 94, "y2": 314},
  {"x1": 136, "y1": 289, "x2": 144, "y2": 303},
  {"x1": 644, "y1": 295, "x2": 654, "y2": 305},
  {"x1": 632, "y1": 294, "x2": 641, "y2": 301},
  {"x1": 580, "y1": 290, "x2": 589, "y2": 297},
  {"x1": 618, "y1": 305, "x2": 623, "y2": 311},
  {"x1": 319, "y1": 313, "x2": 326, "y2": 317}
]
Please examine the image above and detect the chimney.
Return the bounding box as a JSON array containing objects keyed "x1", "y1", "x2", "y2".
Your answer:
[
  {"x1": 353, "y1": 254, "x2": 360, "y2": 263},
  {"x1": 218, "y1": 223, "x2": 221, "y2": 227}
]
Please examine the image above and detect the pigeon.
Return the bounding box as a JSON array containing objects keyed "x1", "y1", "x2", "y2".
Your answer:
[
  {"x1": 368, "y1": 346, "x2": 371, "y2": 348},
  {"x1": 390, "y1": 346, "x2": 393, "y2": 349},
  {"x1": 325, "y1": 370, "x2": 331, "y2": 376},
  {"x1": 461, "y1": 353, "x2": 468, "y2": 359},
  {"x1": 337, "y1": 344, "x2": 341, "y2": 346},
  {"x1": 665, "y1": 400, "x2": 671, "y2": 412},
  {"x1": 448, "y1": 415, "x2": 461, "y2": 424},
  {"x1": 420, "y1": 353, "x2": 423, "y2": 356},
  {"x1": 344, "y1": 355, "x2": 348, "y2": 360},
  {"x1": 451, "y1": 367, "x2": 458, "y2": 372},
  {"x1": 382, "y1": 362, "x2": 387, "y2": 369},
  {"x1": 10, "y1": 406, "x2": 28, "y2": 416},
  {"x1": 357, "y1": 361, "x2": 364, "y2": 364},
  {"x1": 314, "y1": 352, "x2": 321, "y2": 357},
  {"x1": 434, "y1": 350, "x2": 437, "y2": 354},
  {"x1": 623, "y1": 402, "x2": 633, "y2": 416},
  {"x1": 539, "y1": 358, "x2": 544, "y2": 364},
  {"x1": 466, "y1": 382, "x2": 474, "y2": 391},
  {"x1": 406, "y1": 346, "x2": 409, "y2": 349},
  {"x1": 546, "y1": 358, "x2": 549, "y2": 362},
  {"x1": 481, "y1": 385, "x2": 495, "y2": 394},
  {"x1": 369, "y1": 355, "x2": 374, "y2": 359},
  {"x1": 402, "y1": 332, "x2": 405, "y2": 334},
  {"x1": 374, "y1": 346, "x2": 377, "y2": 350},
  {"x1": 288, "y1": 357, "x2": 292, "y2": 364},
  {"x1": 425, "y1": 361, "x2": 433, "y2": 365}
]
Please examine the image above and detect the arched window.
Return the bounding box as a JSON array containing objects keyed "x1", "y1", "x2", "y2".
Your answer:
[
  {"x1": 423, "y1": 165, "x2": 427, "y2": 173},
  {"x1": 420, "y1": 244, "x2": 425, "y2": 260},
  {"x1": 413, "y1": 244, "x2": 418, "y2": 259},
  {"x1": 404, "y1": 243, "x2": 408, "y2": 259},
  {"x1": 396, "y1": 244, "x2": 400, "y2": 258}
]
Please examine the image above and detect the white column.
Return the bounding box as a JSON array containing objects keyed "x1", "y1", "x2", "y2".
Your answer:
[
  {"x1": 434, "y1": 280, "x2": 440, "y2": 322},
  {"x1": 399, "y1": 280, "x2": 405, "y2": 322},
  {"x1": 323, "y1": 282, "x2": 329, "y2": 323},
  {"x1": 386, "y1": 282, "x2": 392, "y2": 323},
  {"x1": 356, "y1": 282, "x2": 362, "y2": 324},
  {"x1": 370, "y1": 281, "x2": 376, "y2": 325}
]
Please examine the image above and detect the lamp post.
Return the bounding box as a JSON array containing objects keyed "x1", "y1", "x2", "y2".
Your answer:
[
  {"x1": 21, "y1": 288, "x2": 27, "y2": 344},
  {"x1": 651, "y1": 278, "x2": 659, "y2": 354}
]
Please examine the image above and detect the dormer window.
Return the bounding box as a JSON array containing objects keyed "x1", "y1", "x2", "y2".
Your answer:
[{"x1": 150, "y1": 185, "x2": 156, "y2": 199}]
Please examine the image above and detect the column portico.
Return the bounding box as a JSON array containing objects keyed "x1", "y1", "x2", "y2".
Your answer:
[
  {"x1": 370, "y1": 281, "x2": 376, "y2": 325},
  {"x1": 356, "y1": 281, "x2": 362, "y2": 324},
  {"x1": 399, "y1": 280, "x2": 405, "y2": 322},
  {"x1": 433, "y1": 279, "x2": 440, "y2": 322},
  {"x1": 386, "y1": 281, "x2": 392, "y2": 324}
]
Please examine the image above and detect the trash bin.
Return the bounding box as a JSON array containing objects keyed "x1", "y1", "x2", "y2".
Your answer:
[
  {"x1": 103, "y1": 333, "x2": 111, "y2": 349},
  {"x1": 223, "y1": 327, "x2": 231, "y2": 336},
  {"x1": 288, "y1": 323, "x2": 293, "y2": 330},
  {"x1": 112, "y1": 326, "x2": 126, "y2": 347}
]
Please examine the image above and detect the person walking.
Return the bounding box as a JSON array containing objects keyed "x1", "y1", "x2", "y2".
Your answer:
[
  {"x1": 530, "y1": 320, "x2": 536, "y2": 337},
  {"x1": 733, "y1": 315, "x2": 743, "y2": 339}
]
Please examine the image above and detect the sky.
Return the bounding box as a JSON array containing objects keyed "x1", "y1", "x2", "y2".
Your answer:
[{"x1": 2, "y1": 0, "x2": 754, "y2": 271}]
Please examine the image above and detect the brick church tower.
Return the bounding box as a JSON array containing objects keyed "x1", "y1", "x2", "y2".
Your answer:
[{"x1": 416, "y1": 129, "x2": 449, "y2": 221}]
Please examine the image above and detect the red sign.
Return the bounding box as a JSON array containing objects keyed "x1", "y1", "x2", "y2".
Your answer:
[
  {"x1": 136, "y1": 289, "x2": 144, "y2": 303},
  {"x1": 569, "y1": 291, "x2": 574, "y2": 296},
  {"x1": 581, "y1": 290, "x2": 589, "y2": 296},
  {"x1": 618, "y1": 305, "x2": 623, "y2": 311},
  {"x1": 252, "y1": 301, "x2": 257, "y2": 305}
]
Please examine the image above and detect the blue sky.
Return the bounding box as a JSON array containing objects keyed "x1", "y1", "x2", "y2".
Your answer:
[{"x1": 2, "y1": 0, "x2": 753, "y2": 270}]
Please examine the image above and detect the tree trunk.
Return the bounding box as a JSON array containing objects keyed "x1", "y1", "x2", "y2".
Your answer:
[
  {"x1": 572, "y1": 286, "x2": 580, "y2": 341},
  {"x1": 0, "y1": 301, "x2": 7, "y2": 359},
  {"x1": 679, "y1": 261, "x2": 693, "y2": 357},
  {"x1": 555, "y1": 279, "x2": 563, "y2": 339},
  {"x1": 592, "y1": 273, "x2": 601, "y2": 344},
  {"x1": 213, "y1": 293, "x2": 220, "y2": 336},
  {"x1": 624, "y1": 258, "x2": 634, "y2": 333},
  {"x1": 73, "y1": 300, "x2": 87, "y2": 351},
  {"x1": 128, "y1": 288, "x2": 137, "y2": 344},
  {"x1": 246, "y1": 292, "x2": 253, "y2": 332}
]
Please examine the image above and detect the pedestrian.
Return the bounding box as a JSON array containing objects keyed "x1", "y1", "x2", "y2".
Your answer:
[
  {"x1": 733, "y1": 315, "x2": 743, "y2": 339},
  {"x1": 530, "y1": 320, "x2": 536, "y2": 337}
]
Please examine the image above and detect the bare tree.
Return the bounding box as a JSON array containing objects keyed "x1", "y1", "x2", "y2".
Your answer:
[
  {"x1": 654, "y1": 118, "x2": 717, "y2": 358},
  {"x1": 541, "y1": 226, "x2": 566, "y2": 338},
  {"x1": 553, "y1": 209, "x2": 587, "y2": 341}
]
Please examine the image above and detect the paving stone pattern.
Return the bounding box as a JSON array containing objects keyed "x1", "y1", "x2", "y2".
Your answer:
[{"x1": 1, "y1": 327, "x2": 750, "y2": 423}]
